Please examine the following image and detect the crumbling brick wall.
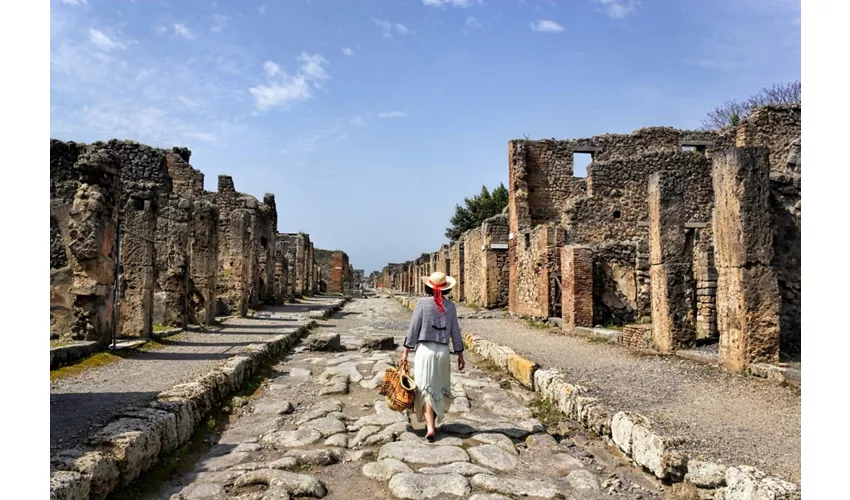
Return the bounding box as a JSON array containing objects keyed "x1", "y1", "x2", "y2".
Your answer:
[
  {"x1": 278, "y1": 233, "x2": 307, "y2": 298},
  {"x1": 257, "y1": 194, "x2": 278, "y2": 305},
  {"x1": 591, "y1": 241, "x2": 643, "y2": 326},
  {"x1": 315, "y1": 249, "x2": 350, "y2": 294},
  {"x1": 508, "y1": 223, "x2": 563, "y2": 318},
  {"x1": 50, "y1": 141, "x2": 122, "y2": 342},
  {"x1": 481, "y1": 214, "x2": 510, "y2": 309}
]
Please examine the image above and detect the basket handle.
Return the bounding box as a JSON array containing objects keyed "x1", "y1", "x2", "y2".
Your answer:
[{"x1": 399, "y1": 359, "x2": 410, "y2": 375}]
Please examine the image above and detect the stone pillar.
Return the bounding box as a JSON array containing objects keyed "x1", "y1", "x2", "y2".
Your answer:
[
  {"x1": 153, "y1": 195, "x2": 191, "y2": 328},
  {"x1": 119, "y1": 196, "x2": 156, "y2": 338},
  {"x1": 189, "y1": 199, "x2": 219, "y2": 324},
  {"x1": 712, "y1": 147, "x2": 781, "y2": 371},
  {"x1": 648, "y1": 171, "x2": 696, "y2": 352},
  {"x1": 561, "y1": 246, "x2": 593, "y2": 332}
]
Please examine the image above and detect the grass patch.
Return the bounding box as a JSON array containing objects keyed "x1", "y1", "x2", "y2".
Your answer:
[
  {"x1": 50, "y1": 339, "x2": 75, "y2": 348},
  {"x1": 601, "y1": 324, "x2": 624, "y2": 332},
  {"x1": 522, "y1": 318, "x2": 549, "y2": 330},
  {"x1": 528, "y1": 395, "x2": 566, "y2": 428},
  {"x1": 50, "y1": 352, "x2": 124, "y2": 381},
  {"x1": 152, "y1": 323, "x2": 171, "y2": 333},
  {"x1": 588, "y1": 336, "x2": 609, "y2": 343}
]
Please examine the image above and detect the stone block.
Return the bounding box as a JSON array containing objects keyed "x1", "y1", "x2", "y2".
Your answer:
[
  {"x1": 506, "y1": 354, "x2": 538, "y2": 390},
  {"x1": 648, "y1": 171, "x2": 688, "y2": 266},
  {"x1": 307, "y1": 332, "x2": 341, "y2": 352},
  {"x1": 561, "y1": 246, "x2": 593, "y2": 331},
  {"x1": 87, "y1": 417, "x2": 162, "y2": 486},
  {"x1": 50, "y1": 470, "x2": 91, "y2": 500},
  {"x1": 724, "y1": 466, "x2": 800, "y2": 500},
  {"x1": 717, "y1": 266, "x2": 781, "y2": 372}
]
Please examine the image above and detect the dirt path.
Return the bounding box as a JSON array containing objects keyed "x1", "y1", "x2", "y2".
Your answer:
[
  {"x1": 148, "y1": 297, "x2": 668, "y2": 500},
  {"x1": 50, "y1": 296, "x2": 341, "y2": 455},
  {"x1": 456, "y1": 305, "x2": 801, "y2": 483}
]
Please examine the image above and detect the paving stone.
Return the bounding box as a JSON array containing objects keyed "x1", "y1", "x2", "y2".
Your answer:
[
  {"x1": 259, "y1": 428, "x2": 322, "y2": 448},
  {"x1": 349, "y1": 425, "x2": 382, "y2": 448},
  {"x1": 566, "y1": 469, "x2": 602, "y2": 491},
  {"x1": 233, "y1": 469, "x2": 326, "y2": 497},
  {"x1": 283, "y1": 448, "x2": 342, "y2": 466},
  {"x1": 362, "y1": 335, "x2": 395, "y2": 350},
  {"x1": 417, "y1": 462, "x2": 493, "y2": 477},
  {"x1": 362, "y1": 458, "x2": 412, "y2": 481},
  {"x1": 388, "y1": 472, "x2": 471, "y2": 499},
  {"x1": 448, "y1": 397, "x2": 471, "y2": 413},
  {"x1": 468, "y1": 495, "x2": 512, "y2": 500},
  {"x1": 468, "y1": 444, "x2": 518, "y2": 472},
  {"x1": 469, "y1": 474, "x2": 562, "y2": 499},
  {"x1": 319, "y1": 375, "x2": 350, "y2": 395},
  {"x1": 526, "y1": 433, "x2": 560, "y2": 451},
  {"x1": 301, "y1": 416, "x2": 347, "y2": 437},
  {"x1": 378, "y1": 441, "x2": 469, "y2": 465},
  {"x1": 324, "y1": 434, "x2": 348, "y2": 448},
  {"x1": 469, "y1": 433, "x2": 518, "y2": 455}
]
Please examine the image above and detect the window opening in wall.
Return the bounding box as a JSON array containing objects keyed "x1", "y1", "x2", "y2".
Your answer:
[
  {"x1": 524, "y1": 233, "x2": 531, "y2": 249},
  {"x1": 612, "y1": 210, "x2": 621, "y2": 219},
  {"x1": 682, "y1": 145, "x2": 697, "y2": 152},
  {"x1": 573, "y1": 152, "x2": 593, "y2": 177}
]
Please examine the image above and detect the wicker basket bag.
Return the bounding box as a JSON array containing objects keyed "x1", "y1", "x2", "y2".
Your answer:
[{"x1": 379, "y1": 360, "x2": 416, "y2": 412}]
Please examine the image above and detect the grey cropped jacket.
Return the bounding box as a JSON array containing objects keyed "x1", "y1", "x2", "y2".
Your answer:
[{"x1": 403, "y1": 297, "x2": 464, "y2": 354}]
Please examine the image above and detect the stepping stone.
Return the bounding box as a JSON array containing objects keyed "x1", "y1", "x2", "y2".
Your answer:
[
  {"x1": 378, "y1": 441, "x2": 469, "y2": 465},
  {"x1": 470, "y1": 474, "x2": 562, "y2": 499},
  {"x1": 566, "y1": 470, "x2": 601, "y2": 491},
  {"x1": 301, "y1": 417, "x2": 347, "y2": 437},
  {"x1": 418, "y1": 462, "x2": 492, "y2": 477},
  {"x1": 388, "y1": 473, "x2": 471, "y2": 499},
  {"x1": 468, "y1": 445, "x2": 518, "y2": 472},
  {"x1": 362, "y1": 459, "x2": 412, "y2": 481},
  {"x1": 233, "y1": 469, "x2": 326, "y2": 497},
  {"x1": 469, "y1": 433, "x2": 518, "y2": 455},
  {"x1": 307, "y1": 332, "x2": 340, "y2": 351},
  {"x1": 259, "y1": 428, "x2": 322, "y2": 448}
]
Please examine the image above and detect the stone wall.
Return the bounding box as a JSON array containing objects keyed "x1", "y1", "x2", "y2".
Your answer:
[
  {"x1": 277, "y1": 233, "x2": 311, "y2": 298},
  {"x1": 449, "y1": 237, "x2": 465, "y2": 302},
  {"x1": 50, "y1": 141, "x2": 122, "y2": 342},
  {"x1": 315, "y1": 249, "x2": 350, "y2": 294}
]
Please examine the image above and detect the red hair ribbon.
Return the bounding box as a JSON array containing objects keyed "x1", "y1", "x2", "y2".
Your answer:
[{"x1": 429, "y1": 280, "x2": 445, "y2": 313}]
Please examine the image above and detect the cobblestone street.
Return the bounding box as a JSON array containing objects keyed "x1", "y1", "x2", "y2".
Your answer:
[{"x1": 148, "y1": 296, "x2": 666, "y2": 500}]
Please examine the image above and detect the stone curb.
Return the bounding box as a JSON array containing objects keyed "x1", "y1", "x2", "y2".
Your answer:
[
  {"x1": 50, "y1": 341, "x2": 100, "y2": 370},
  {"x1": 49, "y1": 300, "x2": 346, "y2": 500},
  {"x1": 390, "y1": 295, "x2": 799, "y2": 500}
]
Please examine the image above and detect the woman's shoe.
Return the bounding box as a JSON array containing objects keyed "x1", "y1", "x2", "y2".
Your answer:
[{"x1": 426, "y1": 434, "x2": 435, "y2": 443}]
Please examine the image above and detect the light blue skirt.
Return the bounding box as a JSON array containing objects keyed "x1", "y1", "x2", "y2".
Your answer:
[{"x1": 413, "y1": 341, "x2": 454, "y2": 424}]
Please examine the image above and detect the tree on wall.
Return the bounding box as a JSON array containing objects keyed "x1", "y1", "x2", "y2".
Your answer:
[
  {"x1": 445, "y1": 184, "x2": 509, "y2": 241},
  {"x1": 700, "y1": 81, "x2": 801, "y2": 130}
]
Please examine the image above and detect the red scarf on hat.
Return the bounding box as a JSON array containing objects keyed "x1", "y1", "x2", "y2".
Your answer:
[{"x1": 429, "y1": 280, "x2": 445, "y2": 313}]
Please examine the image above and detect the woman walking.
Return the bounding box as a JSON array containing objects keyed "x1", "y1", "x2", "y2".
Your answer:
[{"x1": 400, "y1": 271, "x2": 465, "y2": 442}]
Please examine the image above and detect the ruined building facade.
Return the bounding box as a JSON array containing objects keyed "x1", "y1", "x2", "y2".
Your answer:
[
  {"x1": 379, "y1": 104, "x2": 801, "y2": 372},
  {"x1": 50, "y1": 139, "x2": 343, "y2": 344}
]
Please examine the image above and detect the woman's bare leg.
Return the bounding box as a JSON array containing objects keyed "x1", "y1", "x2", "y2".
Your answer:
[{"x1": 423, "y1": 402, "x2": 436, "y2": 436}]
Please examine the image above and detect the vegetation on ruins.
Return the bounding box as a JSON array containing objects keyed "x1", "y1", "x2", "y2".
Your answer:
[
  {"x1": 445, "y1": 184, "x2": 509, "y2": 241},
  {"x1": 700, "y1": 80, "x2": 801, "y2": 130}
]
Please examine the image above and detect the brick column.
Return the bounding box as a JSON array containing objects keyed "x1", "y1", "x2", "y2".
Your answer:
[
  {"x1": 561, "y1": 246, "x2": 593, "y2": 331},
  {"x1": 648, "y1": 171, "x2": 696, "y2": 352},
  {"x1": 712, "y1": 147, "x2": 781, "y2": 372}
]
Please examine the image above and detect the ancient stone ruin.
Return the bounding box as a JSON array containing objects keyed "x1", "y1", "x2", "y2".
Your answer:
[
  {"x1": 378, "y1": 104, "x2": 801, "y2": 372},
  {"x1": 50, "y1": 139, "x2": 357, "y2": 345}
]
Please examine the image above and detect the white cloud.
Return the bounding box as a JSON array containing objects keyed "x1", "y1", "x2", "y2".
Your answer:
[
  {"x1": 211, "y1": 14, "x2": 229, "y2": 33},
  {"x1": 342, "y1": 47, "x2": 354, "y2": 56},
  {"x1": 258, "y1": 5, "x2": 266, "y2": 15},
  {"x1": 423, "y1": 0, "x2": 483, "y2": 7},
  {"x1": 88, "y1": 29, "x2": 126, "y2": 51},
  {"x1": 350, "y1": 115, "x2": 367, "y2": 127},
  {"x1": 249, "y1": 52, "x2": 330, "y2": 111},
  {"x1": 593, "y1": 0, "x2": 639, "y2": 19},
  {"x1": 61, "y1": 0, "x2": 87, "y2": 5},
  {"x1": 374, "y1": 19, "x2": 414, "y2": 38},
  {"x1": 378, "y1": 111, "x2": 409, "y2": 118},
  {"x1": 174, "y1": 23, "x2": 195, "y2": 39},
  {"x1": 530, "y1": 19, "x2": 564, "y2": 32},
  {"x1": 462, "y1": 16, "x2": 483, "y2": 34},
  {"x1": 262, "y1": 61, "x2": 280, "y2": 77}
]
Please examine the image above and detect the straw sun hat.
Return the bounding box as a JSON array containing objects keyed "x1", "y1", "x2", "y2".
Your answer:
[{"x1": 421, "y1": 271, "x2": 457, "y2": 291}]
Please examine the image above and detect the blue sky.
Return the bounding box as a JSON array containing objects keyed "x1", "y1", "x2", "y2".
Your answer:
[{"x1": 50, "y1": 0, "x2": 800, "y2": 274}]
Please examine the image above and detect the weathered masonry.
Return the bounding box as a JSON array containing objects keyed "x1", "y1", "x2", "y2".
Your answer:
[
  {"x1": 378, "y1": 104, "x2": 800, "y2": 372},
  {"x1": 315, "y1": 249, "x2": 353, "y2": 294},
  {"x1": 50, "y1": 138, "x2": 349, "y2": 344}
]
